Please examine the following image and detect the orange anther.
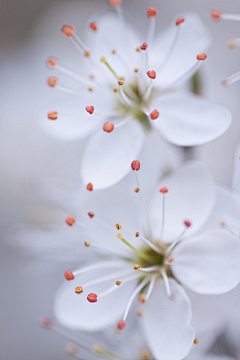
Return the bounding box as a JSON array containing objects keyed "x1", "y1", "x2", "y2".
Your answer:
[
  {"x1": 150, "y1": 109, "x2": 159, "y2": 120},
  {"x1": 117, "y1": 320, "x2": 126, "y2": 330},
  {"x1": 86, "y1": 183, "x2": 93, "y2": 191},
  {"x1": 89, "y1": 22, "x2": 98, "y2": 31},
  {"x1": 108, "y1": 0, "x2": 122, "y2": 7},
  {"x1": 147, "y1": 7, "x2": 158, "y2": 18},
  {"x1": 61, "y1": 25, "x2": 75, "y2": 37},
  {"x1": 47, "y1": 77, "x2": 58, "y2": 87},
  {"x1": 176, "y1": 17, "x2": 185, "y2": 26},
  {"x1": 197, "y1": 53, "x2": 207, "y2": 61},
  {"x1": 210, "y1": 9, "x2": 222, "y2": 20},
  {"x1": 147, "y1": 70, "x2": 156, "y2": 79},
  {"x1": 103, "y1": 122, "x2": 114, "y2": 133},
  {"x1": 46, "y1": 57, "x2": 58, "y2": 68},
  {"x1": 85, "y1": 106, "x2": 94, "y2": 114},
  {"x1": 159, "y1": 187, "x2": 168, "y2": 193},
  {"x1": 48, "y1": 111, "x2": 58, "y2": 120},
  {"x1": 88, "y1": 211, "x2": 95, "y2": 218},
  {"x1": 66, "y1": 216, "x2": 76, "y2": 226},
  {"x1": 140, "y1": 42, "x2": 148, "y2": 50},
  {"x1": 64, "y1": 271, "x2": 74, "y2": 281}
]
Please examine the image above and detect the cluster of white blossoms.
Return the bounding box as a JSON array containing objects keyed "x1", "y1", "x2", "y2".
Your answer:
[{"x1": 36, "y1": 1, "x2": 240, "y2": 360}]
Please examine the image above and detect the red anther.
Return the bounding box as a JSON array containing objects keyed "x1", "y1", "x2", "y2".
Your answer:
[
  {"x1": 48, "y1": 111, "x2": 58, "y2": 120},
  {"x1": 176, "y1": 17, "x2": 185, "y2": 26},
  {"x1": 147, "y1": 7, "x2": 158, "y2": 18},
  {"x1": 87, "y1": 293, "x2": 97, "y2": 303},
  {"x1": 147, "y1": 70, "x2": 156, "y2": 79},
  {"x1": 86, "y1": 183, "x2": 93, "y2": 191},
  {"x1": 159, "y1": 187, "x2": 168, "y2": 193},
  {"x1": 184, "y1": 220, "x2": 191, "y2": 227},
  {"x1": 47, "y1": 77, "x2": 58, "y2": 87},
  {"x1": 108, "y1": 0, "x2": 122, "y2": 7},
  {"x1": 61, "y1": 25, "x2": 75, "y2": 37},
  {"x1": 85, "y1": 106, "x2": 94, "y2": 114},
  {"x1": 46, "y1": 57, "x2": 58, "y2": 68},
  {"x1": 150, "y1": 109, "x2": 159, "y2": 120},
  {"x1": 88, "y1": 211, "x2": 95, "y2": 218},
  {"x1": 131, "y1": 160, "x2": 141, "y2": 171},
  {"x1": 41, "y1": 317, "x2": 52, "y2": 329},
  {"x1": 140, "y1": 42, "x2": 148, "y2": 50},
  {"x1": 197, "y1": 53, "x2": 207, "y2": 61},
  {"x1": 66, "y1": 216, "x2": 76, "y2": 226},
  {"x1": 210, "y1": 9, "x2": 222, "y2": 21},
  {"x1": 103, "y1": 122, "x2": 114, "y2": 133},
  {"x1": 117, "y1": 320, "x2": 126, "y2": 330},
  {"x1": 64, "y1": 271, "x2": 74, "y2": 281},
  {"x1": 89, "y1": 22, "x2": 98, "y2": 31}
]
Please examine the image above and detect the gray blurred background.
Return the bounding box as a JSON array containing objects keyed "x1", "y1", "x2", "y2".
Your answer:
[{"x1": 1, "y1": 0, "x2": 240, "y2": 359}]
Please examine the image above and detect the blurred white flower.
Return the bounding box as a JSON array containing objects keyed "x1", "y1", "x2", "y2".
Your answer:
[
  {"x1": 45, "y1": 1, "x2": 231, "y2": 189},
  {"x1": 53, "y1": 161, "x2": 240, "y2": 360}
]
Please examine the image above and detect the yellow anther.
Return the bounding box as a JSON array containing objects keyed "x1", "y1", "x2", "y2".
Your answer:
[
  {"x1": 85, "y1": 241, "x2": 90, "y2": 247},
  {"x1": 135, "y1": 232, "x2": 140, "y2": 237},
  {"x1": 113, "y1": 87, "x2": 118, "y2": 93},
  {"x1": 90, "y1": 74, "x2": 94, "y2": 79},
  {"x1": 134, "y1": 68, "x2": 139, "y2": 73},
  {"x1": 136, "y1": 47, "x2": 140, "y2": 52},
  {"x1": 84, "y1": 50, "x2": 91, "y2": 57},
  {"x1": 88, "y1": 87, "x2": 93, "y2": 92},
  {"x1": 100, "y1": 56, "x2": 106, "y2": 63},
  {"x1": 134, "y1": 187, "x2": 140, "y2": 193},
  {"x1": 115, "y1": 223, "x2": 122, "y2": 230},
  {"x1": 194, "y1": 338, "x2": 199, "y2": 345},
  {"x1": 118, "y1": 79, "x2": 124, "y2": 86},
  {"x1": 134, "y1": 264, "x2": 140, "y2": 270},
  {"x1": 75, "y1": 286, "x2": 83, "y2": 294},
  {"x1": 116, "y1": 232, "x2": 123, "y2": 239},
  {"x1": 116, "y1": 280, "x2": 122, "y2": 286},
  {"x1": 142, "y1": 351, "x2": 150, "y2": 360},
  {"x1": 136, "y1": 310, "x2": 143, "y2": 317},
  {"x1": 112, "y1": 50, "x2": 116, "y2": 54}
]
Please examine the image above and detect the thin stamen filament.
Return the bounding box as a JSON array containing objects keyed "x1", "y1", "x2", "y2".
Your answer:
[
  {"x1": 161, "y1": 269, "x2": 173, "y2": 298},
  {"x1": 98, "y1": 273, "x2": 140, "y2": 298},
  {"x1": 221, "y1": 13, "x2": 240, "y2": 21},
  {"x1": 119, "y1": 86, "x2": 135, "y2": 108},
  {"x1": 73, "y1": 260, "x2": 124, "y2": 276},
  {"x1": 139, "y1": 265, "x2": 160, "y2": 273},
  {"x1": 56, "y1": 64, "x2": 97, "y2": 88},
  {"x1": 147, "y1": 17, "x2": 156, "y2": 46},
  {"x1": 160, "y1": 193, "x2": 166, "y2": 240},
  {"x1": 223, "y1": 70, "x2": 240, "y2": 86},
  {"x1": 82, "y1": 269, "x2": 131, "y2": 288},
  {"x1": 95, "y1": 346, "x2": 127, "y2": 360},
  {"x1": 139, "y1": 235, "x2": 163, "y2": 254},
  {"x1": 159, "y1": 25, "x2": 181, "y2": 70},
  {"x1": 123, "y1": 278, "x2": 149, "y2": 321},
  {"x1": 145, "y1": 274, "x2": 157, "y2": 300},
  {"x1": 166, "y1": 227, "x2": 188, "y2": 255},
  {"x1": 142, "y1": 79, "x2": 153, "y2": 102}
]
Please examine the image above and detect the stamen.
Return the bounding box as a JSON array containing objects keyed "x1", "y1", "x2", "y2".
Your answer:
[
  {"x1": 103, "y1": 122, "x2": 115, "y2": 133},
  {"x1": 86, "y1": 183, "x2": 93, "y2": 191},
  {"x1": 176, "y1": 17, "x2": 185, "y2": 26},
  {"x1": 47, "y1": 77, "x2": 83, "y2": 96},
  {"x1": 100, "y1": 57, "x2": 119, "y2": 80},
  {"x1": 118, "y1": 85, "x2": 135, "y2": 108},
  {"x1": 108, "y1": 0, "x2": 122, "y2": 7},
  {"x1": 137, "y1": 265, "x2": 160, "y2": 273},
  {"x1": 147, "y1": 70, "x2": 156, "y2": 79},
  {"x1": 75, "y1": 286, "x2": 83, "y2": 294},
  {"x1": 64, "y1": 271, "x2": 74, "y2": 281},
  {"x1": 139, "y1": 234, "x2": 163, "y2": 254},
  {"x1": 116, "y1": 280, "x2": 121, "y2": 286},
  {"x1": 149, "y1": 109, "x2": 159, "y2": 120},
  {"x1": 196, "y1": 53, "x2": 207, "y2": 61},
  {"x1": 62, "y1": 25, "x2": 75, "y2": 37},
  {"x1": 115, "y1": 223, "x2": 122, "y2": 230},
  {"x1": 47, "y1": 77, "x2": 57, "y2": 87},
  {"x1": 97, "y1": 273, "x2": 140, "y2": 299},
  {"x1": 48, "y1": 111, "x2": 58, "y2": 120},
  {"x1": 121, "y1": 278, "x2": 149, "y2": 323},
  {"x1": 81, "y1": 269, "x2": 131, "y2": 290},
  {"x1": 159, "y1": 187, "x2": 168, "y2": 240},
  {"x1": 147, "y1": 8, "x2": 158, "y2": 45},
  {"x1": 147, "y1": 7, "x2": 158, "y2": 18},
  {"x1": 84, "y1": 241, "x2": 90, "y2": 247},
  {"x1": 85, "y1": 106, "x2": 94, "y2": 114},
  {"x1": 222, "y1": 70, "x2": 240, "y2": 86},
  {"x1": 72, "y1": 260, "x2": 124, "y2": 277},
  {"x1": 117, "y1": 235, "x2": 155, "y2": 263},
  {"x1": 62, "y1": 26, "x2": 90, "y2": 56},
  {"x1": 140, "y1": 43, "x2": 148, "y2": 50},
  {"x1": 194, "y1": 338, "x2": 199, "y2": 345},
  {"x1": 145, "y1": 274, "x2": 157, "y2": 301},
  {"x1": 66, "y1": 216, "x2": 76, "y2": 226},
  {"x1": 89, "y1": 22, "x2": 98, "y2": 31},
  {"x1": 117, "y1": 320, "x2": 126, "y2": 330},
  {"x1": 161, "y1": 269, "x2": 174, "y2": 299},
  {"x1": 166, "y1": 220, "x2": 191, "y2": 255},
  {"x1": 46, "y1": 57, "x2": 58, "y2": 68}
]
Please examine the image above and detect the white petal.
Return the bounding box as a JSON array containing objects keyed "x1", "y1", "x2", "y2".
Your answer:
[
  {"x1": 150, "y1": 91, "x2": 231, "y2": 146},
  {"x1": 150, "y1": 161, "x2": 215, "y2": 242},
  {"x1": 203, "y1": 186, "x2": 240, "y2": 234},
  {"x1": 150, "y1": 12, "x2": 212, "y2": 88},
  {"x1": 80, "y1": 120, "x2": 145, "y2": 189},
  {"x1": 142, "y1": 278, "x2": 195, "y2": 360},
  {"x1": 172, "y1": 232, "x2": 240, "y2": 294},
  {"x1": 54, "y1": 262, "x2": 137, "y2": 331},
  {"x1": 232, "y1": 142, "x2": 240, "y2": 194}
]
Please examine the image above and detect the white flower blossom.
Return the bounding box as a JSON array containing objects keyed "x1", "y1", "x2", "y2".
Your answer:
[
  {"x1": 53, "y1": 161, "x2": 240, "y2": 360},
  {"x1": 44, "y1": 1, "x2": 231, "y2": 189}
]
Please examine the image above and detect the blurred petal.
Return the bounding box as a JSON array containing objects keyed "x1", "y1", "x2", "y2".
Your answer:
[
  {"x1": 150, "y1": 91, "x2": 231, "y2": 146},
  {"x1": 150, "y1": 161, "x2": 215, "y2": 242},
  {"x1": 80, "y1": 120, "x2": 145, "y2": 189},
  {"x1": 172, "y1": 232, "x2": 240, "y2": 294},
  {"x1": 142, "y1": 278, "x2": 195, "y2": 360}
]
